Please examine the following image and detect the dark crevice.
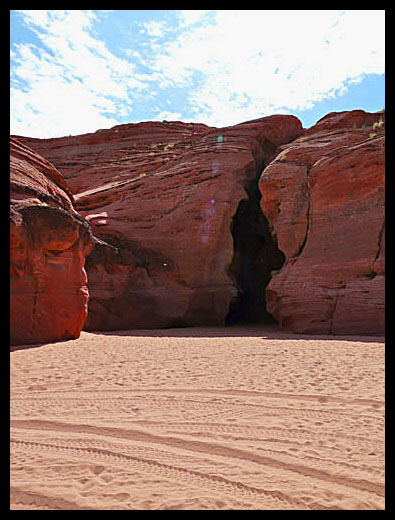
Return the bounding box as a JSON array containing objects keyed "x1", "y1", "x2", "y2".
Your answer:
[
  {"x1": 33, "y1": 288, "x2": 38, "y2": 314},
  {"x1": 290, "y1": 165, "x2": 312, "y2": 261},
  {"x1": 374, "y1": 220, "x2": 385, "y2": 263},
  {"x1": 329, "y1": 290, "x2": 341, "y2": 335},
  {"x1": 225, "y1": 162, "x2": 285, "y2": 326},
  {"x1": 294, "y1": 198, "x2": 310, "y2": 259}
]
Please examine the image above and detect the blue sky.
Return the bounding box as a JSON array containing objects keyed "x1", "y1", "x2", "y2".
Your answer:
[{"x1": 10, "y1": 10, "x2": 385, "y2": 138}]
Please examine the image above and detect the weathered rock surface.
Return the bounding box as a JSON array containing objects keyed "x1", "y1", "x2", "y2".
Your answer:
[
  {"x1": 305, "y1": 109, "x2": 385, "y2": 135},
  {"x1": 17, "y1": 116, "x2": 303, "y2": 330},
  {"x1": 14, "y1": 110, "x2": 384, "y2": 336},
  {"x1": 10, "y1": 136, "x2": 75, "y2": 211},
  {"x1": 259, "y1": 110, "x2": 385, "y2": 335},
  {"x1": 10, "y1": 137, "x2": 94, "y2": 345}
]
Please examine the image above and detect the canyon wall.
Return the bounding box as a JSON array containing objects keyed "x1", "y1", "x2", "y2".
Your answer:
[
  {"x1": 18, "y1": 116, "x2": 302, "y2": 330},
  {"x1": 14, "y1": 109, "x2": 384, "y2": 337},
  {"x1": 259, "y1": 110, "x2": 385, "y2": 335},
  {"x1": 10, "y1": 137, "x2": 94, "y2": 345}
]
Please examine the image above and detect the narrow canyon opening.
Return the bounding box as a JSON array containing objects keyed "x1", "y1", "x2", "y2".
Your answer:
[{"x1": 225, "y1": 178, "x2": 285, "y2": 326}]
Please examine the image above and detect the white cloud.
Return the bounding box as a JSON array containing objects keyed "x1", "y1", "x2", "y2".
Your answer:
[
  {"x1": 154, "y1": 110, "x2": 182, "y2": 121},
  {"x1": 141, "y1": 20, "x2": 166, "y2": 38},
  {"x1": 147, "y1": 10, "x2": 385, "y2": 127},
  {"x1": 177, "y1": 10, "x2": 212, "y2": 27},
  {"x1": 10, "y1": 10, "x2": 385, "y2": 137},
  {"x1": 10, "y1": 10, "x2": 147, "y2": 137}
]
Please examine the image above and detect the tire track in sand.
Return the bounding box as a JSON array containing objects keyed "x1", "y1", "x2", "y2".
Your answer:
[
  {"x1": 10, "y1": 486, "x2": 95, "y2": 510},
  {"x1": 11, "y1": 438, "x2": 309, "y2": 510},
  {"x1": 10, "y1": 393, "x2": 381, "y2": 422},
  {"x1": 11, "y1": 419, "x2": 384, "y2": 498}
]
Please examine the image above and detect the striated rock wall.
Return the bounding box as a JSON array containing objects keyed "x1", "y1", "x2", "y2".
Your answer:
[
  {"x1": 259, "y1": 110, "x2": 385, "y2": 335},
  {"x1": 10, "y1": 137, "x2": 94, "y2": 345},
  {"x1": 14, "y1": 110, "x2": 384, "y2": 337},
  {"x1": 17, "y1": 116, "x2": 303, "y2": 330}
]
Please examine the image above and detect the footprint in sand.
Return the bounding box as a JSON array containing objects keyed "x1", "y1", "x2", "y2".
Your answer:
[
  {"x1": 114, "y1": 493, "x2": 130, "y2": 501},
  {"x1": 92, "y1": 465, "x2": 105, "y2": 475},
  {"x1": 27, "y1": 385, "x2": 47, "y2": 391}
]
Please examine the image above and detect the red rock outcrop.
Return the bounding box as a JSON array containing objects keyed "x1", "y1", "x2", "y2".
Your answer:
[
  {"x1": 305, "y1": 109, "x2": 385, "y2": 135},
  {"x1": 10, "y1": 137, "x2": 94, "y2": 345},
  {"x1": 15, "y1": 110, "x2": 384, "y2": 336},
  {"x1": 259, "y1": 110, "x2": 385, "y2": 335},
  {"x1": 17, "y1": 116, "x2": 303, "y2": 330}
]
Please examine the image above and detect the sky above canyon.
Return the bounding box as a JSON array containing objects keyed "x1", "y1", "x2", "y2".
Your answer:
[{"x1": 10, "y1": 10, "x2": 385, "y2": 138}]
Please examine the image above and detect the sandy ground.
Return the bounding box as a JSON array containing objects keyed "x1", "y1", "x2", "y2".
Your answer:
[{"x1": 10, "y1": 326, "x2": 385, "y2": 510}]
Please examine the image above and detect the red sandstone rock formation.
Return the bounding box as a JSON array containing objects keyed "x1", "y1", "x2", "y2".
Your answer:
[
  {"x1": 10, "y1": 137, "x2": 94, "y2": 345},
  {"x1": 10, "y1": 136, "x2": 75, "y2": 211},
  {"x1": 305, "y1": 109, "x2": 385, "y2": 135},
  {"x1": 17, "y1": 116, "x2": 303, "y2": 330},
  {"x1": 259, "y1": 110, "x2": 385, "y2": 335},
  {"x1": 15, "y1": 110, "x2": 384, "y2": 336}
]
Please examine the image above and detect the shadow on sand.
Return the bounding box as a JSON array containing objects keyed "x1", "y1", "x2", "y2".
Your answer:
[
  {"x1": 86, "y1": 324, "x2": 385, "y2": 344},
  {"x1": 10, "y1": 325, "x2": 385, "y2": 351}
]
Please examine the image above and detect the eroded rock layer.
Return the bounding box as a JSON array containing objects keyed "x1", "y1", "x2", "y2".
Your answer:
[
  {"x1": 14, "y1": 110, "x2": 384, "y2": 336},
  {"x1": 17, "y1": 117, "x2": 303, "y2": 330},
  {"x1": 259, "y1": 110, "x2": 385, "y2": 335},
  {"x1": 10, "y1": 137, "x2": 94, "y2": 345}
]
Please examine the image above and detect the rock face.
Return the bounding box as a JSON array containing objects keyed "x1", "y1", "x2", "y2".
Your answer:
[
  {"x1": 305, "y1": 109, "x2": 384, "y2": 135},
  {"x1": 18, "y1": 116, "x2": 303, "y2": 330},
  {"x1": 10, "y1": 137, "x2": 94, "y2": 345},
  {"x1": 259, "y1": 110, "x2": 385, "y2": 335},
  {"x1": 14, "y1": 109, "x2": 384, "y2": 337}
]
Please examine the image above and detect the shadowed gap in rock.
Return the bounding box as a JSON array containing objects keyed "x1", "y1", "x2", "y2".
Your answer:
[{"x1": 225, "y1": 180, "x2": 285, "y2": 325}]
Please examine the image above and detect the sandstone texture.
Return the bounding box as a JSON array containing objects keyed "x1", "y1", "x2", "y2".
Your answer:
[
  {"x1": 305, "y1": 109, "x2": 385, "y2": 135},
  {"x1": 259, "y1": 110, "x2": 385, "y2": 335},
  {"x1": 10, "y1": 137, "x2": 93, "y2": 345},
  {"x1": 18, "y1": 117, "x2": 303, "y2": 330},
  {"x1": 14, "y1": 110, "x2": 385, "y2": 337}
]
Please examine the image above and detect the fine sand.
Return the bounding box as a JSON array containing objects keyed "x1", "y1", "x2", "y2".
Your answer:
[{"x1": 10, "y1": 326, "x2": 385, "y2": 510}]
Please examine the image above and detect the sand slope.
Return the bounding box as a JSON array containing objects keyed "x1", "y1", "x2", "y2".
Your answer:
[{"x1": 10, "y1": 326, "x2": 385, "y2": 510}]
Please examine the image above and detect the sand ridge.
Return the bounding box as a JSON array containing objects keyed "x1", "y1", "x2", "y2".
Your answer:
[{"x1": 10, "y1": 326, "x2": 385, "y2": 510}]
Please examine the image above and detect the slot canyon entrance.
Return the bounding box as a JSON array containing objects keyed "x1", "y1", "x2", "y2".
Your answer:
[{"x1": 225, "y1": 182, "x2": 285, "y2": 326}]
